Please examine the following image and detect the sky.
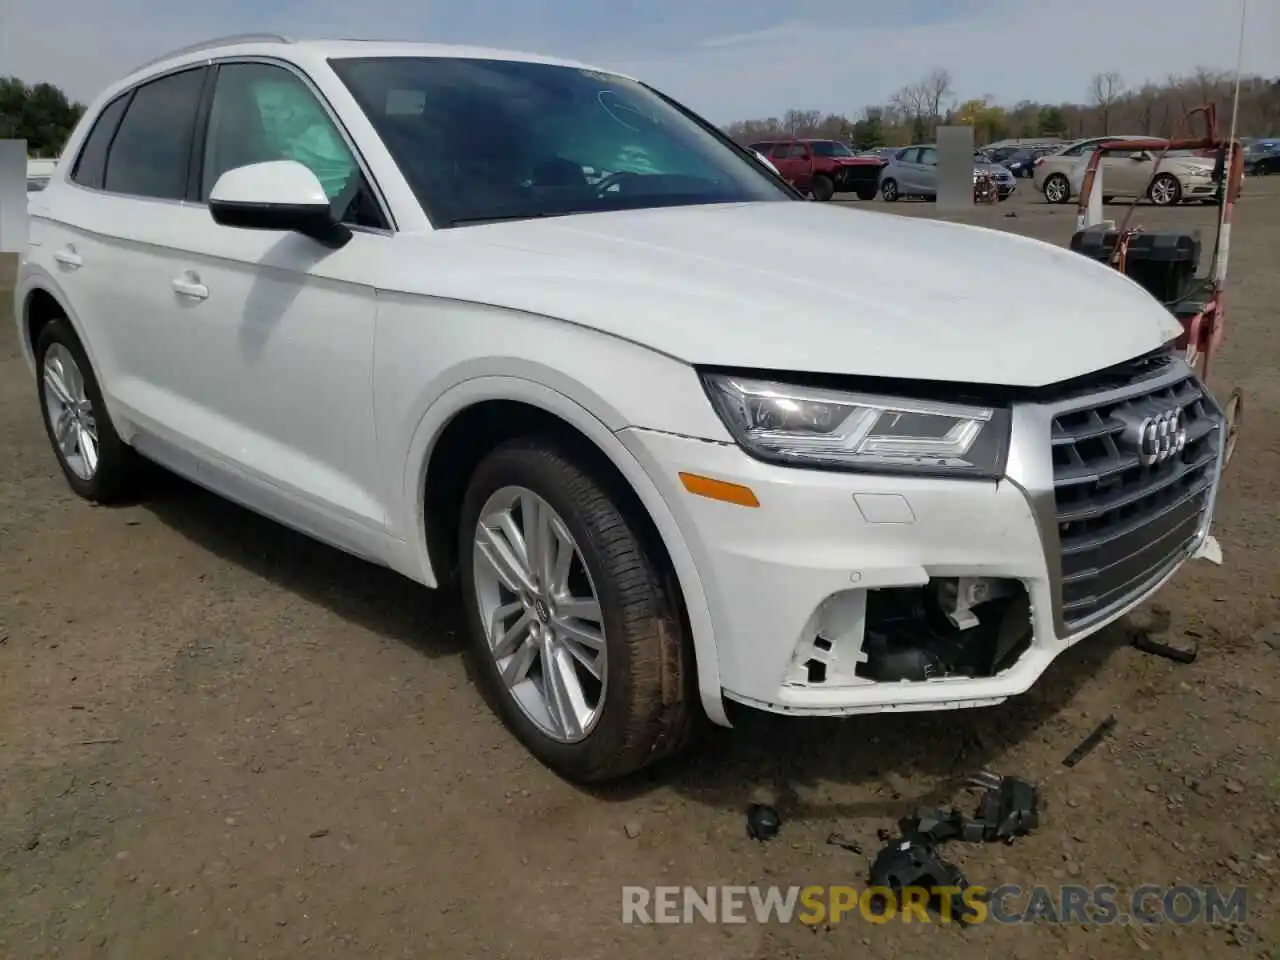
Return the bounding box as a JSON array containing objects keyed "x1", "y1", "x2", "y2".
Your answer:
[{"x1": 1, "y1": 0, "x2": 1276, "y2": 122}]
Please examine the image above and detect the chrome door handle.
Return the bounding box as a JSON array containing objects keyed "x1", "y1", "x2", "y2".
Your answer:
[
  {"x1": 171, "y1": 274, "x2": 208, "y2": 300},
  {"x1": 53, "y1": 248, "x2": 82, "y2": 268}
]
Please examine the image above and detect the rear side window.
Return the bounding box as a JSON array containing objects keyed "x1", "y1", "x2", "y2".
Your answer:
[
  {"x1": 103, "y1": 67, "x2": 207, "y2": 200},
  {"x1": 71, "y1": 94, "x2": 130, "y2": 189}
]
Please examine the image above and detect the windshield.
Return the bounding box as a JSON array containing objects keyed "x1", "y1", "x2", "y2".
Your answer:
[
  {"x1": 810, "y1": 141, "x2": 854, "y2": 157},
  {"x1": 329, "y1": 56, "x2": 794, "y2": 225}
]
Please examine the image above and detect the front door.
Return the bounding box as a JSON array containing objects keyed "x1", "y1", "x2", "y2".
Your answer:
[{"x1": 157, "y1": 60, "x2": 393, "y2": 554}]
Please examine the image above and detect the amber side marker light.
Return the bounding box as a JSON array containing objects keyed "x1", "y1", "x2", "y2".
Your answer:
[{"x1": 678, "y1": 472, "x2": 760, "y2": 507}]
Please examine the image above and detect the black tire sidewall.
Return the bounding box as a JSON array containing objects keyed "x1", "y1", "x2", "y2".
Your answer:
[
  {"x1": 881, "y1": 179, "x2": 898, "y2": 201},
  {"x1": 457, "y1": 441, "x2": 673, "y2": 780},
  {"x1": 34, "y1": 317, "x2": 133, "y2": 501},
  {"x1": 812, "y1": 175, "x2": 835, "y2": 202}
]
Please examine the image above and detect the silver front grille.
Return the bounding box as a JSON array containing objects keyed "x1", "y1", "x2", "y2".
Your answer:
[{"x1": 1049, "y1": 368, "x2": 1222, "y2": 629}]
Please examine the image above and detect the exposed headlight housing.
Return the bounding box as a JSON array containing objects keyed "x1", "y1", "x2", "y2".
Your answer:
[{"x1": 701, "y1": 373, "x2": 1011, "y2": 478}]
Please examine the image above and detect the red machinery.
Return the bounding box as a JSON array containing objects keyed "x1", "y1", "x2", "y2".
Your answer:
[{"x1": 1073, "y1": 104, "x2": 1244, "y2": 465}]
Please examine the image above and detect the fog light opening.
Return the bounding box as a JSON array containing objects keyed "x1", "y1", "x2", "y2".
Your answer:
[{"x1": 855, "y1": 578, "x2": 1031, "y2": 683}]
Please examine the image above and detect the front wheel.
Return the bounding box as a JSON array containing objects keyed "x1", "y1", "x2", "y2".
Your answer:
[
  {"x1": 1042, "y1": 173, "x2": 1070, "y2": 204},
  {"x1": 458, "y1": 439, "x2": 696, "y2": 783},
  {"x1": 811, "y1": 174, "x2": 835, "y2": 202},
  {"x1": 881, "y1": 178, "x2": 899, "y2": 202},
  {"x1": 1148, "y1": 173, "x2": 1182, "y2": 206}
]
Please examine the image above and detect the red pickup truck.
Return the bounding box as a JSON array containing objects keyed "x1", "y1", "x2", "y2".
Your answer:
[{"x1": 748, "y1": 138, "x2": 885, "y2": 201}]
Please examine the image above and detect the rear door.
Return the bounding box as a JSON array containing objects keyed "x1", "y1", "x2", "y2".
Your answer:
[
  {"x1": 35, "y1": 65, "x2": 212, "y2": 462},
  {"x1": 915, "y1": 147, "x2": 939, "y2": 195}
]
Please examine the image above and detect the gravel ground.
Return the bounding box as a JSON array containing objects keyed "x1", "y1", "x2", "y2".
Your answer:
[{"x1": 1, "y1": 181, "x2": 1277, "y2": 960}]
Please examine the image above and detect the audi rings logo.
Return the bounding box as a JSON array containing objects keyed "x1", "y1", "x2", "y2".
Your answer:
[{"x1": 1123, "y1": 408, "x2": 1188, "y2": 466}]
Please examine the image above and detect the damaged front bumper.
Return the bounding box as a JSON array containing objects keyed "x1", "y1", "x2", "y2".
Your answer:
[{"x1": 618, "y1": 357, "x2": 1225, "y2": 719}]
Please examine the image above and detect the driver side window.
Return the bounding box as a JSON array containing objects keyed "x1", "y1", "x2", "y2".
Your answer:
[{"x1": 201, "y1": 62, "x2": 387, "y2": 228}]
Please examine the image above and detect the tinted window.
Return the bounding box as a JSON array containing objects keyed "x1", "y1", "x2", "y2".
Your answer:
[
  {"x1": 895, "y1": 148, "x2": 914, "y2": 162},
  {"x1": 810, "y1": 141, "x2": 852, "y2": 157},
  {"x1": 748, "y1": 142, "x2": 771, "y2": 153},
  {"x1": 330, "y1": 56, "x2": 791, "y2": 225},
  {"x1": 771, "y1": 144, "x2": 794, "y2": 158},
  {"x1": 104, "y1": 67, "x2": 206, "y2": 199},
  {"x1": 71, "y1": 93, "x2": 130, "y2": 189},
  {"x1": 918, "y1": 147, "x2": 937, "y2": 165},
  {"x1": 202, "y1": 63, "x2": 356, "y2": 200}
]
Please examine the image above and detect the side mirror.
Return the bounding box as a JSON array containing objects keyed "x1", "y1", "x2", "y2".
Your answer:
[{"x1": 208, "y1": 160, "x2": 351, "y2": 249}]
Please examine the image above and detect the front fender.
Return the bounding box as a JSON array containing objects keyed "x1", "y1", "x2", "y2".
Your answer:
[{"x1": 402, "y1": 373, "x2": 729, "y2": 726}]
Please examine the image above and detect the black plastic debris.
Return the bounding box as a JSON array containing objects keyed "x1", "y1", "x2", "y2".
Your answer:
[
  {"x1": 825, "y1": 832, "x2": 864, "y2": 855},
  {"x1": 899, "y1": 772, "x2": 1039, "y2": 846},
  {"x1": 746, "y1": 803, "x2": 781, "y2": 841},
  {"x1": 1131, "y1": 631, "x2": 1198, "y2": 664},
  {"x1": 867, "y1": 835, "x2": 979, "y2": 923},
  {"x1": 1062, "y1": 714, "x2": 1117, "y2": 767}
]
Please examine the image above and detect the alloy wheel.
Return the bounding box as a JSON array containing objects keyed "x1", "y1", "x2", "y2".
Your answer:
[
  {"x1": 42, "y1": 343, "x2": 99, "y2": 481},
  {"x1": 472, "y1": 486, "x2": 608, "y2": 743}
]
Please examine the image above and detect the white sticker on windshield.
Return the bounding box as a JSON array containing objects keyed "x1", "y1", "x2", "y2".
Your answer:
[{"x1": 385, "y1": 88, "x2": 426, "y2": 115}]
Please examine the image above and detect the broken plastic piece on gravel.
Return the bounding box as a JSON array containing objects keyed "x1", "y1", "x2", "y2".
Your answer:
[
  {"x1": 1193, "y1": 534, "x2": 1222, "y2": 564},
  {"x1": 1062, "y1": 714, "x2": 1118, "y2": 767},
  {"x1": 1131, "y1": 631, "x2": 1198, "y2": 664},
  {"x1": 746, "y1": 803, "x2": 781, "y2": 841},
  {"x1": 867, "y1": 835, "x2": 979, "y2": 923},
  {"x1": 825, "y1": 832, "x2": 865, "y2": 855}
]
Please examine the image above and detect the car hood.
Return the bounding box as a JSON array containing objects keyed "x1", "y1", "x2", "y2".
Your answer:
[{"x1": 416, "y1": 202, "x2": 1183, "y2": 387}]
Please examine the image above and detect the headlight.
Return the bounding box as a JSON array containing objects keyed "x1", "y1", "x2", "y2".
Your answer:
[{"x1": 700, "y1": 374, "x2": 1011, "y2": 477}]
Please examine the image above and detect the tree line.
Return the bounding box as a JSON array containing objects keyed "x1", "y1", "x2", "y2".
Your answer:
[
  {"x1": 0, "y1": 77, "x2": 86, "y2": 156},
  {"x1": 725, "y1": 68, "x2": 1280, "y2": 150}
]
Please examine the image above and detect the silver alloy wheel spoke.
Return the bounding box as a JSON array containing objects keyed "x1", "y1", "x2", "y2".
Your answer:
[
  {"x1": 472, "y1": 485, "x2": 609, "y2": 744},
  {"x1": 41, "y1": 345, "x2": 98, "y2": 481}
]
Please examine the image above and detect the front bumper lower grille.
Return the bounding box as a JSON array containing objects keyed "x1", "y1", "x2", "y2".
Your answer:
[{"x1": 1050, "y1": 370, "x2": 1222, "y2": 630}]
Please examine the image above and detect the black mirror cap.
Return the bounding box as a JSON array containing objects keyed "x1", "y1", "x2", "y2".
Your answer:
[{"x1": 208, "y1": 199, "x2": 352, "y2": 249}]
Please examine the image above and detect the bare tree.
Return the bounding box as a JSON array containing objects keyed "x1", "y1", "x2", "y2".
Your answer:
[
  {"x1": 1089, "y1": 71, "x2": 1125, "y2": 134},
  {"x1": 922, "y1": 69, "x2": 954, "y2": 121}
]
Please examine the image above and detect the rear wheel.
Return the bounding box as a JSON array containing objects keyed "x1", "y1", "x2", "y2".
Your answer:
[
  {"x1": 881, "y1": 178, "x2": 899, "y2": 202},
  {"x1": 811, "y1": 175, "x2": 835, "y2": 202},
  {"x1": 1043, "y1": 173, "x2": 1070, "y2": 204},
  {"x1": 458, "y1": 439, "x2": 696, "y2": 783},
  {"x1": 35, "y1": 316, "x2": 143, "y2": 503}
]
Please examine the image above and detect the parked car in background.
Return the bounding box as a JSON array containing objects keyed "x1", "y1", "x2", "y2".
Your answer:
[
  {"x1": 1244, "y1": 139, "x2": 1280, "y2": 175},
  {"x1": 1060, "y1": 146, "x2": 1220, "y2": 206},
  {"x1": 1002, "y1": 147, "x2": 1051, "y2": 178},
  {"x1": 17, "y1": 35, "x2": 1222, "y2": 784},
  {"x1": 746, "y1": 139, "x2": 884, "y2": 200},
  {"x1": 878, "y1": 145, "x2": 1016, "y2": 201},
  {"x1": 1033, "y1": 136, "x2": 1164, "y2": 203}
]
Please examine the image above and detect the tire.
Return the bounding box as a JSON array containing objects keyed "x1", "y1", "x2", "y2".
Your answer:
[
  {"x1": 1043, "y1": 173, "x2": 1070, "y2": 204},
  {"x1": 881, "y1": 178, "x2": 899, "y2": 202},
  {"x1": 1148, "y1": 173, "x2": 1182, "y2": 206},
  {"x1": 855, "y1": 184, "x2": 877, "y2": 201},
  {"x1": 35, "y1": 316, "x2": 143, "y2": 503},
  {"x1": 811, "y1": 175, "x2": 835, "y2": 202},
  {"x1": 458, "y1": 439, "x2": 696, "y2": 783}
]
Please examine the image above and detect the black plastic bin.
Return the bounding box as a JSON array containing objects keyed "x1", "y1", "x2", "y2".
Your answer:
[{"x1": 1069, "y1": 228, "x2": 1201, "y2": 304}]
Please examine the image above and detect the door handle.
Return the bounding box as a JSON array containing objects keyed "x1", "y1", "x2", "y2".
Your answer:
[
  {"x1": 53, "y1": 247, "x2": 82, "y2": 268},
  {"x1": 172, "y1": 273, "x2": 209, "y2": 300}
]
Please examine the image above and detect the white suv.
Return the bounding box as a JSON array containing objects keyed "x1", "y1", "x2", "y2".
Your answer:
[{"x1": 16, "y1": 36, "x2": 1224, "y2": 782}]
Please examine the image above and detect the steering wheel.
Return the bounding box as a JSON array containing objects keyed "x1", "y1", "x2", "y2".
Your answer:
[{"x1": 595, "y1": 171, "x2": 641, "y2": 197}]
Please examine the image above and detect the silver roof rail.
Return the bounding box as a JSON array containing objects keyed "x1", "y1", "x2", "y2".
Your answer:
[{"x1": 132, "y1": 33, "x2": 291, "y2": 72}]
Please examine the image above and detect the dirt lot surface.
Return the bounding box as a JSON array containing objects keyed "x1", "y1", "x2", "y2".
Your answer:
[{"x1": 2, "y1": 182, "x2": 1278, "y2": 960}]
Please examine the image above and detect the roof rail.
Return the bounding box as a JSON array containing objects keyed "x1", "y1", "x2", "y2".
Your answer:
[{"x1": 132, "y1": 33, "x2": 291, "y2": 73}]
